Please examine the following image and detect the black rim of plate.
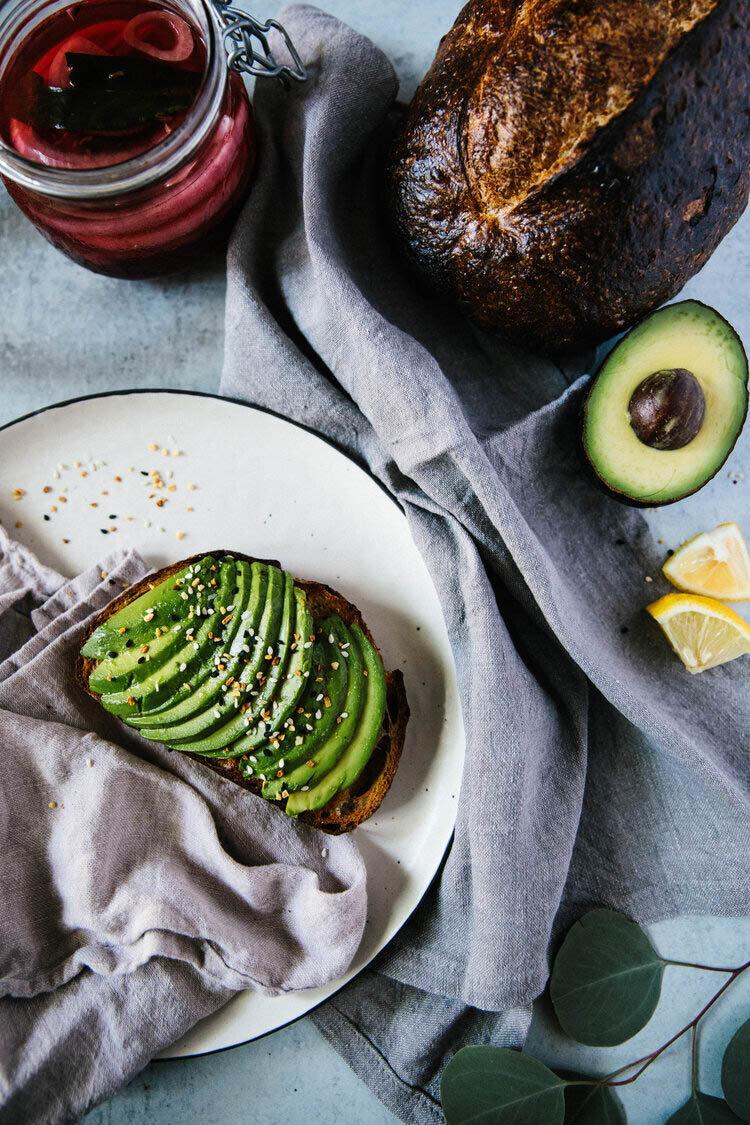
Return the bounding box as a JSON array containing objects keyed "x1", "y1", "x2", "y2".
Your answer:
[{"x1": 0, "y1": 387, "x2": 452, "y2": 1063}]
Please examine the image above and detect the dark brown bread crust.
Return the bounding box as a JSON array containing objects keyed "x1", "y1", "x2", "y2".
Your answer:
[
  {"x1": 386, "y1": 0, "x2": 749, "y2": 353},
  {"x1": 76, "y1": 552, "x2": 409, "y2": 834}
]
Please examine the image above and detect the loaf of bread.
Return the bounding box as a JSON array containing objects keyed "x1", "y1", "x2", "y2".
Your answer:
[{"x1": 386, "y1": 0, "x2": 749, "y2": 353}]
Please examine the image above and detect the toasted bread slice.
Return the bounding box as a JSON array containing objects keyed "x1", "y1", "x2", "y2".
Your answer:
[{"x1": 76, "y1": 551, "x2": 409, "y2": 834}]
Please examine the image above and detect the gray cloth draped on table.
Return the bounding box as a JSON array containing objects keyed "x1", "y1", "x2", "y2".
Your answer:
[
  {"x1": 221, "y1": 6, "x2": 750, "y2": 1121},
  {"x1": 0, "y1": 528, "x2": 367, "y2": 1124}
]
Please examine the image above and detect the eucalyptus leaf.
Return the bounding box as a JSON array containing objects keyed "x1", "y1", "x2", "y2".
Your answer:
[
  {"x1": 440, "y1": 1046, "x2": 566, "y2": 1125},
  {"x1": 550, "y1": 909, "x2": 665, "y2": 1046},
  {"x1": 561, "y1": 1074, "x2": 626, "y2": 1124},
  {"x1": 722, "y1": 1018, "x2": 750, "y2": 1122},
  {"x1": 667, "y1": 1093, "x2": 744, "y2": 1124}
]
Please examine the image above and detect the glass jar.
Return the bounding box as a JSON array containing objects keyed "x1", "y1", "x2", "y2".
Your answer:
[{"x1": 0, "y1": 0, "x2": 256, "y2": 277}]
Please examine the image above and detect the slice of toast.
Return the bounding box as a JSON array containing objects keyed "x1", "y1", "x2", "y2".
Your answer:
[{"x1": 75, "y1": 551, "x2": 409, "y2": 834}]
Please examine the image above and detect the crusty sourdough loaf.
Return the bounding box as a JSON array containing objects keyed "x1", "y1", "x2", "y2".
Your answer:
[
  {"x1": 76, "y1": 552, "x2": 409, "y2": 835},
  {"x1": 386, "y1": 0, "x2": 749, "y2": 353}
]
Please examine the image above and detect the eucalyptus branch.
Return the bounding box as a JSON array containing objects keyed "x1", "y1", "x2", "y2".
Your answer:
[{"x1": 592, "y1": 959, "x2": 749, "y2": 1089}]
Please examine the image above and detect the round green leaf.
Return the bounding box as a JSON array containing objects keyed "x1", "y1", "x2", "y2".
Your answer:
[
  {"x1": 440, "y1": 1046, "x2": 566, "y2": 1125},
  {"x1": 562, "y1": 1076, "x2": 626, "y2": 1124},
  {"x1": 550, "y1": 908, "x2": 665, "y2": 1046},
  {"x1": 722, "y1": 1018, "x2": 750, "y2": 1122},
  {"x1": 667, "y1": 1093, "x2": 744, "y2": 1124}
]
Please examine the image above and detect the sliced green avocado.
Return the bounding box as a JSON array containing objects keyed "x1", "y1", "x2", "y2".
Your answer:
[
  {"x1": 138, "y1": 564, "x2": 286, "y2": 745},
  {"x1": 285, "y1": 623, "x2": 386, "y2": 817},
  {"x1": 165, "y1": 570, "x2": 298, "y2": 753},
  {"x1": 124, "y1": 561, "x2": 265, "y2": 726},
  {"x1": 262, "y1": 618, "x2": 363, "y2": 800},
  {"x1": 199, "y1": 585, "x2": 314, "y2": 759},
  {"x1": 82, "y1": 556, "x2": 213, "y2": 658},
  {"x1": 88, "y1": 559, "x2": 217, "y2": 694},
  {"x1": 100, "y1": 559, "x2": 242, "y2": 718},
  {"x1": 583, "y1": 300, "x2": 748, "y2": 506},
  {"x1": 246, "y1": 616, "x2": 349, "y2": 785}
]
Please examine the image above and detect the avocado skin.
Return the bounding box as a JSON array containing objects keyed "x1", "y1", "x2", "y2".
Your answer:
[
  {"x1": 386, "y1": 0, "x2": 749, "y2": 354},
  {"x1": 581, "y1": 299, "x2": 749, "y2": 507}
]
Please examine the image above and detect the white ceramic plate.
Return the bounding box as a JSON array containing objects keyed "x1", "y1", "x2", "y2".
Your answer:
[{"x1": 0, "y1": 390, "x2": 465, "y2": 1057}]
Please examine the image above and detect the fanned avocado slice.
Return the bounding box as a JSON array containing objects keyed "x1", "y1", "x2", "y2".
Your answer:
[
  {"x1": 88, "y1": 559, "x2": 217, "y2": 694},
  {"x1": 166, "y1": 570, "x2": 298, "y2": 753},
  {"x1": 285, "y1": 624, "x2": 386, "y2": 816},
  {"x1": 263, "y1": 621, "x2": 363, "y2": 800},
  {"x1": 82, "y1": 556, "x2": 214, "y2": 658},
  {"x1": 200, "y1": 586, "x2": 314, "y2": 760},
  {"x1": 125, "y1": 561, "x2": 265, "y2": 727},
  {"x1": 259, "y1": 616, "x2": 353, "y2": 796},
  {"x1": 97, "y1": 559, "x2": 237, "y2": 712},
  {"x1": 139, "y1": 564, "x2": 286, "y2": 745},
  {"x1": 101, "y1": 555, "x2": 239, "y2": 720}
]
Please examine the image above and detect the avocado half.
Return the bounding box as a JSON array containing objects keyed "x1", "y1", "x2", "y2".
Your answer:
[{"x1": 582, "y1": 301, "x2": 748, "y2": 506}]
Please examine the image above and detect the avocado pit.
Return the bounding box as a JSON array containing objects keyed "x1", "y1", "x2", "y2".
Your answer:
[{"x1": 628, "y1": 368, "x2": 705, "y2": 451}]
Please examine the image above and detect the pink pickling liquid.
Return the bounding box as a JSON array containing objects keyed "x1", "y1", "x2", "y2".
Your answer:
[{"x1": 0, "y1": 0, "x2": 256, "y2": 276}]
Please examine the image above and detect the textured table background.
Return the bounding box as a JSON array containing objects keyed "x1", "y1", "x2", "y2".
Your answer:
[{"x1": 1, "y1": 1, "x2": 748, "y2": 1121}]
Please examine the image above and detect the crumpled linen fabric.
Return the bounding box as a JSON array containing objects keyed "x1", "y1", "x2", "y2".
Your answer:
[
  {"x1": 221, "y1": 6, "x2": 750, "y2": 1120},
  {"x1": 0, "y1": 526, "x2": 367, "y2": 1124}
]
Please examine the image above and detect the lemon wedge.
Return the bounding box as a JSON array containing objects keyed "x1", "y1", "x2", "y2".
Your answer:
[
  {"x1": 647, "y1": 593, "x2": 750, "y2": 673},
  {"x1": 662, "y1": 523, "x2": 750, "y2": 601}
]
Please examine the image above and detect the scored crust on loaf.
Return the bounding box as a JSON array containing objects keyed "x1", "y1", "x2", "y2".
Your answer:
[
  {"x1": 76, "y1": 551, "x2": 409, "y2": 835},
  {"x1": 387, "y1": 0, "x2": 749, "y2": 351}
]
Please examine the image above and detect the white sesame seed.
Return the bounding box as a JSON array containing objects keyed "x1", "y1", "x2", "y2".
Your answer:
[
  {"x1": 301, "y1": 786, "x2": 309, "y2": 792},
  {"x1": 340, "y1": 712, "x2": 348, "y2": 719},
  {"x1": 179, "y1": 663, "x2": 187, "y2": 672},
  {"x1": 213, "y1": 709, "x2": 221, "y2": 718},
  {"x1": 321, "y1": 847, "x2": 327, "y2": 857},
  {"x1": 86, "y1": 758, "x2": 94, "y2": 767},
  {"x1": 328, "y1": 633, "x2": 334, "y2": 643},
  {"x1": 295, "y1": 736, "x2": 303, "y2": 746},
  {"x1": 315, "y1": 710, "x2": 322, "y2": 720}
]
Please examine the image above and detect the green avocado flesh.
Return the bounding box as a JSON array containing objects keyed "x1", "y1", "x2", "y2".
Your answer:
[
  {"x1": 83, "y1": 559, "x2": 389, "y2": 818},
  {"x1": 583, "y1": 301, "x2": 748, "y2": 505}
]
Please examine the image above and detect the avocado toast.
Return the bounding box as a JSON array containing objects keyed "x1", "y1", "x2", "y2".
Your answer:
[{"x1": 76, "y1": 551, "x2": 409, "y2": 834}]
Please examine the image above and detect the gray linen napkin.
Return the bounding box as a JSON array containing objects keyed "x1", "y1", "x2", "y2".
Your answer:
[
  {"x1": 222, "y1": 6, "x2": 750, "y2": 1121},
  {"x1": 0, "y1": 526, "x2": 367, "y2": 1123}
]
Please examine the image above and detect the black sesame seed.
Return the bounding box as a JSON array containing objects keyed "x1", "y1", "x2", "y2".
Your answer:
[
  {"x1": 140, "y1": 470, "x2": 149, "y2": 476},
  {"x1": 137, "y1": 656, "x2": 146, "y2": 664},
  {"x1": 108, "y1": 514, "x2": 117, "y2": 519},
  {"x1": 615, "y1": 538, "x2": 625, "y2": 546},
  {"x1": 43, "y1": 514, "x2": 50, "y2": 521},
  {"x1": 107, "y1": 650, "x2": 117, "y2": 658},
  {"x1": 125, "y1": 640, "x2": 134, "y2": 648},
  {"x1": 210, "y1": 670, "x2": 219, "y2": 678},
  {"x1": 108, "y1": 579, "x2": 116, "y2": 586},
  {"x1": 232, "y1": 586, "x2": 239, "y2": 595},
  {"x1": 100, "y1": 529, "x2": 108, "y2": 535}
]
